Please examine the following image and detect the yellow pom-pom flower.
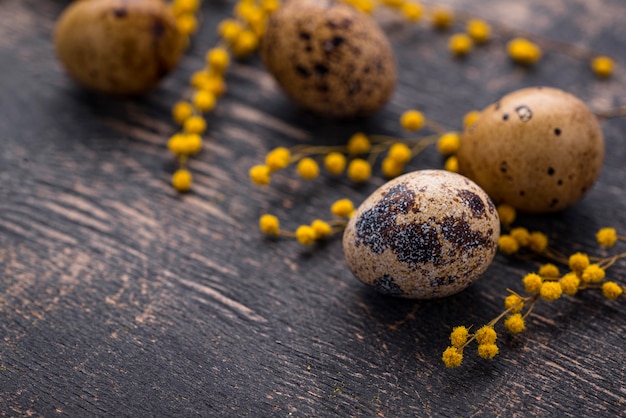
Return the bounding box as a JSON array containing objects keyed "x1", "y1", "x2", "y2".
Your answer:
[
  {"x1": 382, "y1": 157, "x2": 404, "y2": 179},
  {"x1": 249, "y1": 164, "x2": 271, "y2": 185},
  {"x1": 475, "y1": 325, "x2": 497, "y2": 345},
  {"x1": 261, "y1": 0, "x2": 280, "y2": 13},
  {"x1": 528, "y1": 231, "x2": 548, "y2": 253},
  {"x1": 183, "y1": 115, "x2": 207, "y2": 135},
  {"x1": 504, "y1": 314, "x2": 525, "y2": 334},
  {"x1": 347, "y1": 132, "x2": 371, "y2": 155},
  {"x1": 265, "y1": 147, "x2": 291, "y2": 171},
  {"x1": 437, "y1": 132, "x2": 461, "y2": 156},
  {"x1": 497, "y1": 204, "x2": 516, "y2": 226},
  {"x1": 444, "y1": 156, "x2": 459, "y2": 173},
  {"x1": 498, "y1": 235, "x2": 519, "y2": 255},
  {"x1": 259, "y1": 214, "x2": 280, "y2": 235},
  {"x1": 510, "y1": 227, "x2": 530, "y2": 247},
  {"x1": 202, "y1": 75, "x2": 227, "y2": 97},
  {"x1": 206, "y1": 47, "x2": 230, "y2": 74},
  {"x1": 168, "y1": 134, "x2": 202, "y2": 156},
  {"x1": 235, "y1": 1, "x2": 262, "y2": 22},
  {"x1": 538, "y1": 263, "x2": 560, "y2": 278},
  {"x1": 350, "y1": 0, "x2": 374, "y2": 14},
  {"x1": 295, "y1": 225, "x2": 316, "y2": 245},
  {"x1": 181, "y1": 133, "x2": 202, "y2": 155},
  {"x1": 400, "y1": 109, "x2": 425, "y2": 131},
  {"x1": 568, "y1": 252, "x2": 590, "y2": 274},
  {"x1": 581, "y1": 264, "x2": 605, "y2": 283},
  {"x1": 523, "y1": 273, "x2": 543, "y2": 293},
  {"x1": 311, "y1": 219, "x2": 332, "y2": 239},
  {"x1": 190, "y1": 73, "x2": 226, "y2": 97},
  {"x1": 442, "y1": 346, "x2": 463, "y2": 368},
  {"x1": 347, "y1": 159, "x2": 372, "y2": 183},
  {"x1": 450, "y1": 326, "x2": 469, "y2": 348},
  {"x1": 193, "y1": 90, "x2": 217, "y2": 113},
  {"x1": 242, "y1": 8, "x2": 266, "y2": 37},
  {"x1": 601, "y1": 281, "x2": 623, "y2": 300},
  {"x1": 172, "y1": 101, "x2": 194, "y2": 125},
  {"x1": 401, "y1": 2, "x2": 423, "y2": 21},
  {"x1": 477, "y1": 344, "x2": 499, "y2": 359},
  {"x1": 431, "y1": 6, "x2": 453, "y2": 30},
  {"x1": 232, "y1": 30, "x2": 259, "y2": 58},
  {"x1": 218, "y1": 19, "x2": 244, "y2": 43},
  {"x1": 172, "y1": 169, "x2": 193, "y2": 192},
  {"x1": 297, "y1": 158, "x2": 320, "y2": 180},
  {"x1": 463, "y1": 110, "x2": 481, "y2": 129},
  {"x1": 448, "y1": 33, "x2": 473, "y2": 56},
  {"x1": 559, "y1": 272, "x2": 580, "y2": 296},
  {"x1": 388, "y1": 143, "x2": 412, "y2": 164},
  {"x1": 539, "y1": 281, "x2": 562, "y2": 301},
  {"x1": 596, "y1": 227, "x2": 617, "y2": 248},
  {"x1": 324, "y1": 152, "x2": 347, "y2": 175},
  {"x1": 190, "y1": 71, "x2": 210, "y2": 89},
  {"x1": 504, "y1": 294, "x2": 524, "y2": 313},
  {"x1": 591, "y1": 56, "x2": 614, "y2": 79},
  {"x1": 176, "y1": 13, "x2": 198, "y2": 35},
  {"x1": 172, "y1": 0, "x2": 200, "y2": 15},
  {"x1": 507, "y1": 37, "x2": 542, "y2": 65},
  {"x1": 466, "y1": 19, "x2": 491, "y2": 44},
  {"x1": 167, "y1": 133, "x2": 186, "y2": 156},
  {"x1": 331, "y1": 199, "x2": 354, "y2": 218}
]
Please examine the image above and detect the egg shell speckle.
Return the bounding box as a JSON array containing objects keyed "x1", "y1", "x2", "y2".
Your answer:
[
  {"x1": 457, "y1": 86, "x2": 604, "y2": 213},
  {"x1": 260, "y1": 0, "x2": 397, "y2": 119},
  {"x1": 343, "y1": 170, "x2": 500, "y2": 299}
]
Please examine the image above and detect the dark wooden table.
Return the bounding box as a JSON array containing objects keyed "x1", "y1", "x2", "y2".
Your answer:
[{"x1": 1, "y1": 0, "x2": 625, "y2": 416}]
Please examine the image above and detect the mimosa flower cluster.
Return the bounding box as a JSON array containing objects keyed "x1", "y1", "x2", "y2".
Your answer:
[
  {"x1": 259, "y1": 199, "x2": 354, "y2": 245},
  {"x1": 167, "y1": 0, "x2": 280, "y2": 192},
  {"x1": 372, "y1": 0, "x2": 615, "y2": 74},
  {"x1": 250, "y1": 110, "x2": 453, "y2": 185},
  {"x1": 442, "y1": 207, "x2": 626, "y2": 368},
  {"x1": 251, "y1": 109, "x2": 469, "y2": 244}
]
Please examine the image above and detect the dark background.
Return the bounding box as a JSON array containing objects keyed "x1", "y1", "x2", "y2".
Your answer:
[{"x1": 1, "y1": 0, "x2": 624, "y2": 416}]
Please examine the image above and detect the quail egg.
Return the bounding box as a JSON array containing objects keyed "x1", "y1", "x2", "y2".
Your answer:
[
  {"x1": 261, "y1": 0, "x2": 397, "y2": 119},
  {"x1": 54, "y1": 0, "x2": 186, "y2": 95},
  {"x1": 343, "y1": 170, "x2": 500, "y2": 299},
  {"x1": 457, "y1": 87, "x2": 604, "y2": 213}
]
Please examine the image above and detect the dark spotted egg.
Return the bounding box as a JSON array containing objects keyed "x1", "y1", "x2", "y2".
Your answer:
[
  {"x1": 343, "y1": 170, "x2": 500, "y2": 299},
  {"x1": 260, "y1": 0, "x2": 397, "y2": 119},
  {"x1": 457, "y1": 87, "x2": 604, "y2": 213}
]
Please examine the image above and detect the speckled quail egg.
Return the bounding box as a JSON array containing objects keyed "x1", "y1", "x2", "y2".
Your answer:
[
  {"x1": 54, "y1": 0, "x2": 186, "y2": 95},
  {"x1": 343, "y1": 170, "x2": 500, "y2": 299},
  {"x1": 260, "y1": 0, "x2": 397, "y2": 119},
  {"x1": 457, "y1": 87, "x2": 604, "y2": 213}
]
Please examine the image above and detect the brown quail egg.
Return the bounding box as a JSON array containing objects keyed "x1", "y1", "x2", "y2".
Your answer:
[
  {"x1": 54, "y1": 0, "x2": 186, "y2": 95},
  {"x1": 343, "y1": 170, "x2": 500, "y2": 299},
  {"x1": 457, "y1": 87, "x2": 604, "y2": 213},
  {"x1": 260, "y1": 0, "x2": 397, "y2": 119}
]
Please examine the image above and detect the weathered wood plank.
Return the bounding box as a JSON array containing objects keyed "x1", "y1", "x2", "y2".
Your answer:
[{"x1": 0, "y1": 0, "x2": 625, "y2": 416}]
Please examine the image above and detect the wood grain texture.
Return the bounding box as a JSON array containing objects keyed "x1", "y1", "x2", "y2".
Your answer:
[{"x1": 1, "y1": 0, "x2": 625, "y2": 416}]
